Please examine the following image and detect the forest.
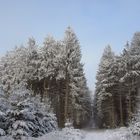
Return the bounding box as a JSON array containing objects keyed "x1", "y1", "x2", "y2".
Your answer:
[
  {"x1": 94, "y1": 32, "x2": 140, "y2": 130},
  {"x1": 0, "y1": 27, "x2": 140, "y2": 140}
]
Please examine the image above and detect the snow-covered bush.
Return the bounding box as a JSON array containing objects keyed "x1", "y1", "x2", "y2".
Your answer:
[
  {"x1": 106, "y1": 127, "x2": 140, "y2": 140},
  {"x1": 0, "y1": 128, "x2": 6, "y2": 136},
  {"x1": 130, "y1": 121, "x2": 140, "y2": 136},
  {"x1": 0, "y1": 136, "x2": 14, "y2": 140},
  {"x1": 65, "y1": 119, "x2": 73, "y2": 128},
  {"x1": 8, "y1": 87, "x2": 57, "y2": 139},
  {"x1": 129, "y1": 111, "x2": 140, "y2": 137},
  {"x1": 37, "y1": 127, "x2": 84, "y2": 140},
  {"x1": 0, "y1": 87, "x2": 57, "y2": 139},
  {"x1": 37, "y1": 119, "x2": 84, "y2": 140}
]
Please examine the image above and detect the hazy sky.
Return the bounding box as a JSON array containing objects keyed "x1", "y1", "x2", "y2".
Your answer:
[{"x1": 0, "y1": 0, "x2": 140, "y2": 91}]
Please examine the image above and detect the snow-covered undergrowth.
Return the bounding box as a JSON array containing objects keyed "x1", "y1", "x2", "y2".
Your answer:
[
  {"x1": 36, "y1": 127, "x2": 85, "y2": 140},
  {"x1": 1, "y1": 127, "x2": 140, "y2": 140},
  {"x1": 106, "y1": 127, "x2": 140, "y2": 140},
  {"x1": 0, "y1": 87, "x2": 57, "y2": 139},
  {"x1": 0, "y1": 128, "x2": 84, "y2": 140}
]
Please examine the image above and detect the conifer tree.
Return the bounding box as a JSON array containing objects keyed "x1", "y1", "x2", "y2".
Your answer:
[
  {"x1": 63, "y1": 27, "x2": 91, "y2": 126},
  {"x1": 95, "y1": 45, "x2": 115, "y2": 128}
]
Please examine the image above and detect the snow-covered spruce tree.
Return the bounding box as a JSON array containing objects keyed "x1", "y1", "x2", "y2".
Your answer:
[
  {"x1": 4, "y1": 87, "x2": 57, "y2": 139},
  {"x1": 63, "y1": 27, "x2": 91, "y2": 127},
  {"x1": 38, "y1": 36, "x2": 65, "y2": 127},
  {"x1": 94, "y1": 45, "x2": 116, "y2": 128},
  {"x1": 0, "y1": 45, "x2": 29, "y2": 94},
  {"x1": 128, "y1": 32, "x2": 140, "y2": 136},
  {"x1": 0, "y1": 38, "x2": 41, "y2": 96},
  {"x1": 26, "y1": 38, "x2": 40, "y2": 82},
  {"x1": 119, "y1": 33, "x2": 140, "y2": 125},
  {"x1": 0, "y1": 50, "x2": 18, "y2": 94},
  {"x1": 118, "y1": 46, "x2": 134, "y2": 124},
  {"x1": 38, "y1": 35, "x2": 60, "y2": 98},
  {"x1": 38, "y1": 29, "x2": 92, "y2": 128},
  {"x1": 25, "y1": 38, "x2": 44, "y2": 99}
]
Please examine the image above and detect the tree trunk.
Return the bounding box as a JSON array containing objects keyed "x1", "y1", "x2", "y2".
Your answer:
[
  {"x1": 111, "y1": 97, "x2": 115, "y2": 128},
  {"x1": 41, "y1": 79, "x2": 47, "y2": 102},
  {"x1": 44, "y1": 79, "x2": 48, "y2": 99},
  {"x1": 119, "y1": 93, "x2": 124, "y2": 126},
  {"x1": 128, "y1": 88, "x2": 132, "y2": 121},
  {"x1": 64, "y1": 70, "x2": 69, "y2": 123}
]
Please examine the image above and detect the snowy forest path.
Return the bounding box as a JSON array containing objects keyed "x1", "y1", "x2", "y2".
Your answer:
[{"x1": 83, "y1": 129, "x2": 108, "y2": 140}]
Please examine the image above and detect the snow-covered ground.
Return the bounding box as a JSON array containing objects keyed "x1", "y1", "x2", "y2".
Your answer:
[
  {"x1": 83, "y1": 127, "x2": 140, "y2": 140},
  {"x1": 83, "y1": 129, "x2": 108, "y2": 140},
  {"x1": 36, "y1": 128, "x2": 85, "y2": 140},
  {"x1": 1, "y1": 127, "x2": 140, "y2": 140},
  {"x1": 36, "y1": 127, "x2": 132, "y2": 140}
]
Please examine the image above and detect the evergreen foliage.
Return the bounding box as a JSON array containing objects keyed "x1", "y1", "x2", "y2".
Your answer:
[
  {"x1": 94, "y1": 32, "x2": 140, "y2": 129},
  {"x1": 0, "y1": 87, "x2": 57, "y2": 139},
  {"x1": 0, "y1": 27, "x2": 91, "y2": 135}
]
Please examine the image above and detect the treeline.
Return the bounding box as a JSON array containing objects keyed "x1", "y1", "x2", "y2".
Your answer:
[
  {"x1": 94, "y1": 32, "x2": 140, "y2": 128},
  {"x1": 0, "y1": 27, "x2": 92, "y2": 129}
]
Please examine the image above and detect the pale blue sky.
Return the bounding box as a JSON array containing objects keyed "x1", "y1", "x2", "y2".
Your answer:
[{"x1": 0, "y1": 0, "x2": 140, "y2": 90}]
